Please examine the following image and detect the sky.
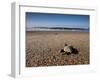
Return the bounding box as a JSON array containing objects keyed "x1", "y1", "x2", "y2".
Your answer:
[{"x1": 26, "y1": 12, "x2": 89, "y2": 29}]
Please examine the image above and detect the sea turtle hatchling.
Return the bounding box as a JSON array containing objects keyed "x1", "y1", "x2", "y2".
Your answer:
[
  {"x1": 64, "y1": 44, "x2": 71, "y2": 53},
  {"x1": 60, "y1": 44, "x2": 71, "y2": 55},
  {"x1": 60, "y1": 43, "x2": 79, "y2": 55}
]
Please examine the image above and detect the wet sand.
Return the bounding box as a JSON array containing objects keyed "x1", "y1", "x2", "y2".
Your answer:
[{"x1": 26, "y1": 31, "x2": 89, "y2": 67}]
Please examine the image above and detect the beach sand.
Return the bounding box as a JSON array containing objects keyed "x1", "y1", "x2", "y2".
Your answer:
[{"x1": 26, "y1": 31, "x2": 89, "y2": 67}]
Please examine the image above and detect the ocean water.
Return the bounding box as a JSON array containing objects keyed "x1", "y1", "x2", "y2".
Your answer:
[{"x1": 26, "y1": 27, "x2": 89, "y2": 32}]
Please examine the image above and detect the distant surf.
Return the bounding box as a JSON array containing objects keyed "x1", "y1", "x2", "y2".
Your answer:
[{"x1": 26, "y1": 27, "x2": 89, "y2": 32}]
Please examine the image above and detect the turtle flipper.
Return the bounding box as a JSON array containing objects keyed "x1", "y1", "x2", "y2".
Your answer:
[
  {"x1": 60, "y1": 49, "x2": 64, "y2": 53},
  {"x1": 69, "y1": 46, "x2": 79, "y2": 54}
]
